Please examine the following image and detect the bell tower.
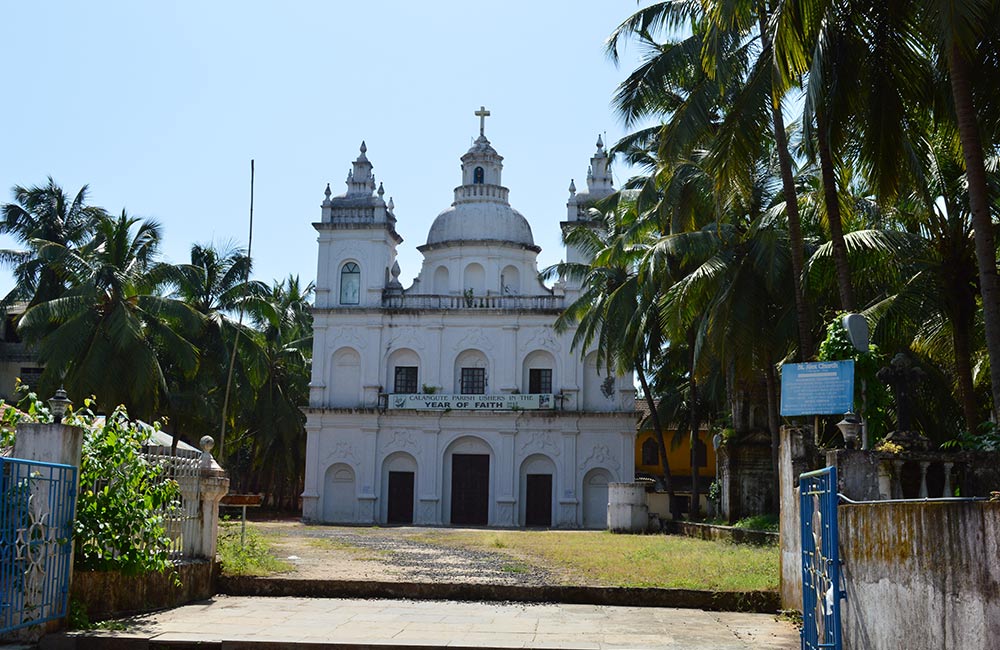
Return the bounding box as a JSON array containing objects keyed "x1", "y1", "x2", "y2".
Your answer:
[
  {"x1": 313, "y1": 141, "x2": 403, "y2": 310},
  {"x1": 561, "y1": 135, "x2": 615, "y2": 291}
]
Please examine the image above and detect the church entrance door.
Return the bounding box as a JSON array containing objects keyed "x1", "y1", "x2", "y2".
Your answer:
[
  {"x1": 387, "y1": 471, "x2": 414, "y2": 524},
  {"x1": 450, "y1": 454, "x2": 489, "y2": 525},
  {"x1": 525, "y1": 474, "x2": 552, "y2": 527}
]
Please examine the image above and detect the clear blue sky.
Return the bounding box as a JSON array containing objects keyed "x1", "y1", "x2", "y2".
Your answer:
[{"x1": 1, "y1": 1, "x2": 653, "y2": 294}]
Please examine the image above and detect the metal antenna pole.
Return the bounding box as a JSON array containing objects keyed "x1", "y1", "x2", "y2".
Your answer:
[{"x1": 219, "y1": 159, "x2": 255, "y2": 459}]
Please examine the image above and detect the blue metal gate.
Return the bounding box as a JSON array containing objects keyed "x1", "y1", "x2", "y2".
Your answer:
[
  {"x1": 800, "y1": 466, "x2": 844, "y2": 650},
  {"x1": 0, "y1": 457, "x2": 77, "y2": 634}
]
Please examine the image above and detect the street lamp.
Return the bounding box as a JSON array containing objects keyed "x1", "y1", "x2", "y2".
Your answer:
[
  {"x1": 48, "y1": 387, "x2": 72, "y2": 423},
  {"x1": 836, "y1": 411, "x2": 862, "y2": 449}
]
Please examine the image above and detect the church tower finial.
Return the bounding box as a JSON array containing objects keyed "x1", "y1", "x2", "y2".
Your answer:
[{"x1": 475, "y1": 106, "x2": 491, "y2": 138}]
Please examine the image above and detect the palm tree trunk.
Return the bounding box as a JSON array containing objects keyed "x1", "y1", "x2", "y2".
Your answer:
[
  {"x1": 687, "y1": 330, "x2": 700, "y2": 519},
  {"x1": 765, "y1": 362, "x2": 781, "y2": 513},
  {"x1": 760, "y1": 14, "x2": 812, "y2": 360},
  {"x1": 949, "y1": 44, "x2": 1000, "y2": 420},
  {"x1": 688, "y1": 384, "x2": 701, "y2": 519},
  {"x1": 953, "y1": 328, "x2": 979, "y2": 435},
  {"x1": 636, "y1": 364, "x2": 674, "y2": 499},
  {"x1": 815, "y1": 111, "x2": 856, "y2": 312},
  {"x1": 952, "y1": 300, "x2": 980, "y2": 434}
]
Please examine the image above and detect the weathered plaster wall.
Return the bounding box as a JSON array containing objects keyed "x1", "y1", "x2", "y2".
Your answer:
[
  {"x1": 719, "y1": 433, "x2": 775, "y2": 522},
  {"x1": 779, "y1": 426, "x2": 818, "y2": 610},
  {"x1": 840, "y1": 502, "x2": 1000, "y2": 650},
  {"x1": 71, "y1": 561, "x2": 217, "y2": 620}
]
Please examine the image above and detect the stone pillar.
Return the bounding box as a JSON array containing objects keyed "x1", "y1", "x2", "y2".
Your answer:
[
  {"x1": 13, "y1": 422, "x2": 84, "y2": 469},
  {"x1": 8, "y1": 420, "x2": 84, "y2": 641},
  {"x1": 197, "y1": 473, "x2": 230, "y2": 560},
  {"x1": 557, "y1": 428, "x2": 579, "y2": 526},
  {"x1": 177, "y1": 437, "x2": 231, "y2": 559},
  {"x1": 300, "y1": 419, "x2": 322, "y2": 521},
  {"x1": 779, "y1": 426, "x2": 819, "y2": 611},
  {"x1": 496, "y1": 429, "x2": 517, "y2": 526}
]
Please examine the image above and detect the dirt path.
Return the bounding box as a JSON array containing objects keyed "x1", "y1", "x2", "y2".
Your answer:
[{"x1": 252, "y1": 520, "x2": 558, "y2": 586}]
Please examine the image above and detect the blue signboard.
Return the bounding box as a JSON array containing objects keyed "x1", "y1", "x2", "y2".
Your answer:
[{"x1": 780, "y1": 360, "x2": 855, "y2": 416}]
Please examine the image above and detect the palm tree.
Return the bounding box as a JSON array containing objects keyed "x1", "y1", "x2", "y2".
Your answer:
[
  {"x1": 0, "y1": 178, "x2": 104, "y2": 307},
  {"x1": 929, "y1": 0, "x2": 1000, "y2": 419},
  {"x1": 808, "y1": 132, "x2": 992, "y2": 433},
  {"x1": 607, "y1": 0, "x2": 815, "y2": 359},
  {"x1": 233, "y1": 276, "x2": 313, "y2": 508},
  {"x1": 549, "y1": 191, "x2": 680, "y2": 498},
  {"x1": 163, "y1": 243, "x2": 266, "y2": 451},
  {"x1": 17, "y1": 211, "x2": 202, "y2": 419}
]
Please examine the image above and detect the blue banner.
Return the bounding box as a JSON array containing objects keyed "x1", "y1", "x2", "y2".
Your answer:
[{"x1": 780, "y1": 360, "x2": 855, "y2": 416}]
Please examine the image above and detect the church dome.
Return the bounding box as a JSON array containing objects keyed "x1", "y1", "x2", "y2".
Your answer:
[
  {"x1": 426, "y1": 201, "x2": 535, "y2": 247},
  {"x1": 422, "y1": 108, "x2": 538, "y2": 251}
]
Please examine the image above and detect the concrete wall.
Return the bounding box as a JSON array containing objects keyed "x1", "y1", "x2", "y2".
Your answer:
[
  {"x1": 718, "y1": 432, "x2": 775, "y2": 522},
  {"x1": 663, "y1": 520, "x2": 777, "y2": 545},
  {"x1": 840, "y1": 502, "x2": 1000, "y2": 650},
  {"x1": 71, "y1": 561, "x2": 217, "y2": 620},
  {"x1": 778, "y1": 426, "x2": 818, "y2": 609}
]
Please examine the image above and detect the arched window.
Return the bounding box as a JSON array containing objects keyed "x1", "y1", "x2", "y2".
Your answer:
[
  {"x1": 641, "y1": 437, "x2": 660, "y2": 466},
  {"x1": 340, "y1": 262, "x2": 360, "y2": 305},
  {"x1": 473, "y1": 166, "x2": 485, "y2": 184}
]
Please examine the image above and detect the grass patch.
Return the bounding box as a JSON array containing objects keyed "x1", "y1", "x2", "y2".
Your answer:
[
  {"x1": 412, "y1": 529, "x2": 778, "y2": 591},
  {"x1": 218, "y1": 522, "x2": 293, "y2": 576}
]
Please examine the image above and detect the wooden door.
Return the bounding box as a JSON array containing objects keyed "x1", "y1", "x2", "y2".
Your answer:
[
  {"x1": 387, "y1": 471, "x2": 414, "y2": 524},
  {"x1": 525, "y1": 474, "x2": 552, "y2": 527},
  {"x1": 450, "y1": 454, "x2": 489, "y2": 525}
]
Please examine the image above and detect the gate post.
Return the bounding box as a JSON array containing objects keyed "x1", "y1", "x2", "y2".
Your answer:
[
  {"x1": 12, "y1": 422, "x2": 83, "y2": 473},
  {"x1": 6, "y1": 420, "x2": 84, "y2": 640}
]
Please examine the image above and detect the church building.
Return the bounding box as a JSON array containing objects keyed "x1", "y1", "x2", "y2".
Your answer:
[{"x1": 301, "y1": 109, "x2": 637, "y2": 527}]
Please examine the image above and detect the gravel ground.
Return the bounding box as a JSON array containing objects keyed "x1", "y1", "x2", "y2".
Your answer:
[{"x1": 251, "y1": 520, "x2": 558, "y2": 586}]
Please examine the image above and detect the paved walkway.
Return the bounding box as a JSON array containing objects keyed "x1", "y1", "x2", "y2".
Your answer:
[{"x1": 48, "y1": 596, "x2": 799, "y2": 649}]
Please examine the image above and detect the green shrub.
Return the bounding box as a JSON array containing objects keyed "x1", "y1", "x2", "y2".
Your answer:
[
  {"x1": 4, "y1": 386, "x2": 180, "y2": 575},
  {"x1": 217, "y1": 522, "x2": 291, "y2": 576},
  {"x1": 732, "y1": 514, "x2": 779, "y2": 532},
  {"x1": 70, "y1": 403, "x2": 180, "y2": 575}
]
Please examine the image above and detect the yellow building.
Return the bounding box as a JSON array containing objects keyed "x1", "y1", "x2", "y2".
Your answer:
[{"x1": 634, "y1": 401, "x2": 716, "y2": 517}]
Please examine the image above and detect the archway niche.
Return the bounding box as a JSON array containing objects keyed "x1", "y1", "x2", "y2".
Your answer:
[
  {"x1": 442, "y1": 435, "x2": 493, "y2": 526},
  {"x1": 380, "y1": 451, "x2": 417, "y2": 524},
  {"x1": 330, "y1": 347, "x2": 361, "y2": 407},
  {"x1": 434, "y1": 265, "x2": 450, "y2": 294},
  {"x1": 522, "y1": 349, "x2": 556, "y2": 394},
  {"x1": 464, "y1": 263, "x2": 485, "y2": 294},
  {"x1": 501, "y1": 265, "x2": 520, "y2": 295},
  {"x1": 518, "y1": 453, "x2": 556, "y2": 527},
  {"x1": 582, "y1": 467, "x2": 612, "y2": 529},
  {"x1": 323, "y1": 463, "x2": 356, "y2": 522}
]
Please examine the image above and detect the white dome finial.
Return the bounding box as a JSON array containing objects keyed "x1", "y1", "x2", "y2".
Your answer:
[
  {"x1": 596, "y1": 134, "x2": 604, "y2": 149},
  {"x1": 569, "y1": 179, "x2": 576, "y2": 195}
]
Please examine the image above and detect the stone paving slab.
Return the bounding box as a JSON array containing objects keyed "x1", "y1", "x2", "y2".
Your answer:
[{"x1": 42, "y1": 596, "x2": 799, "y2": 649}]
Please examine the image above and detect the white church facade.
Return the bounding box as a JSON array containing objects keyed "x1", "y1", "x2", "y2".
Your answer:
[{"x1": 301, "y1": 110, "x2": 636, "y2": 527}]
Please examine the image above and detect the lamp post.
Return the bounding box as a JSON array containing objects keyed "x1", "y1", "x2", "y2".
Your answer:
[
  {"x1": 842, "y1": 313, "x2": 871, "y2": 449},
  {"x1": 836, "y1": 411, "x2": 862, "y2": 449},
  {"x1": 48, "y1": 387, "x2": 72, "y2": 423}
]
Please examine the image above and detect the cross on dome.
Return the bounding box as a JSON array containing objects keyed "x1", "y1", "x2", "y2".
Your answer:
[{"x1": 475, "y1": 106, "x2": 491, "y2": 137}]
